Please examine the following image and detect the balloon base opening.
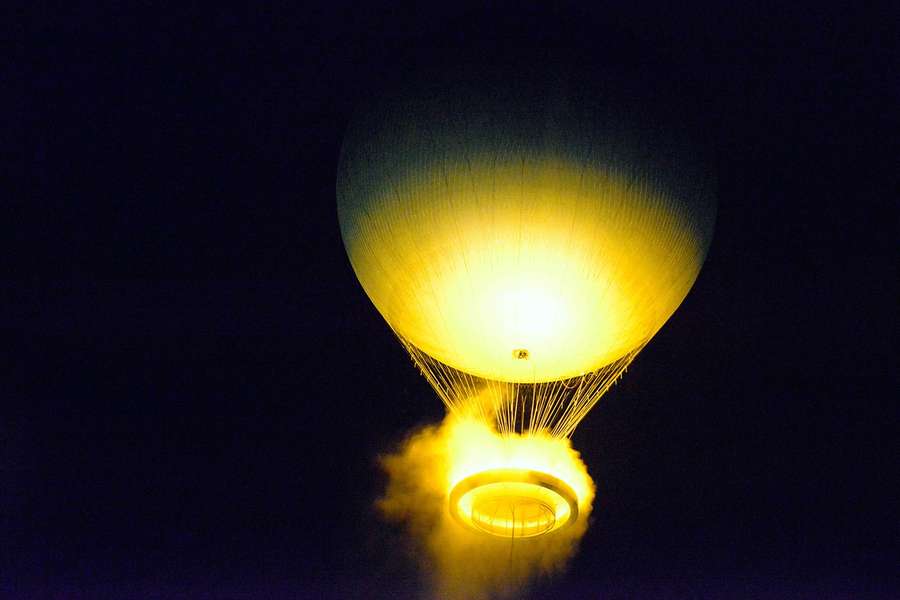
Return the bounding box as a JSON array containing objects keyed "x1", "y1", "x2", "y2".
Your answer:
[{"x1": 449, "y1": 468, "x2": 579, "y2": 538}]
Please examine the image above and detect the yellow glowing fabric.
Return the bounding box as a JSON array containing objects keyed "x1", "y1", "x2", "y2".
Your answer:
[
  {"x1": 340, "y1": 160, "x2": 712, "y2": 383},
  {"x1": 338, "y1": 76, "x2": 714, "y2": 386}
]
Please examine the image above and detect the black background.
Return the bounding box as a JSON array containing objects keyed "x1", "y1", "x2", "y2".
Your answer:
[{"x1": 9, "y1": 3, "x2": 896, "y2": 598}]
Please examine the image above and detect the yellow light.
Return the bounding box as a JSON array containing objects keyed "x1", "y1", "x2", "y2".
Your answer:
[
  {"x1": 339, "y1": 158, "x2": 712, "y2": 384},
  {"x1": 338, "y1": 75, "x2": 715, "y2": 437},
  {"x1": 349, "y1": 67, "x2": 716, "y2": 593},
  {"x1": 450, "y1": 469, "x2": 579, "y2": 538},
  {"x1": 436, "y1": 417, "x2": 593, "y2": 538}
]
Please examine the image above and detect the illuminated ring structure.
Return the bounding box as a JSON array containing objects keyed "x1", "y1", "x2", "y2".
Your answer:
[{"x1": 449, "y1": 468, "x2": 579, "y2": 539}]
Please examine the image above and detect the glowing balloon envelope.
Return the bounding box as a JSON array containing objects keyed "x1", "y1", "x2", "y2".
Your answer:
[
  {"x1": 338, "y1": 70, "x2": 715, "y2": 416},
  {"x1": 340, "y1": 66, "x2": 715, "y2": 538}
]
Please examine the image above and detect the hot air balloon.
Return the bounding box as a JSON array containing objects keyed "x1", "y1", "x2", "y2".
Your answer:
[{"x1": 338, "y1": 62, "x2": 716, "y2": 539}]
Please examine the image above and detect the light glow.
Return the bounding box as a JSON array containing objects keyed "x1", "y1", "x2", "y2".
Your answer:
[
  {"x1": 450, "y1": 469, "x2": 579, "y2": 538},
  {"x1": 341, "y1": 159, "x2": 707, "y2": 384},
  {"x1": 440, "y1": 417, "x2": 593, "y2": 538}
]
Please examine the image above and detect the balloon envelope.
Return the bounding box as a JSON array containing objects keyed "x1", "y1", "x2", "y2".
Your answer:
[{"x1": 338, "y1": 70, "x2": 715, "y2": 384}]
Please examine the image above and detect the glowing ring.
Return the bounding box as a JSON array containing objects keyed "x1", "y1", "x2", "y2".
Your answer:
[{"x1": 449, "y1": 468, "x2": 579, "y2": 539}]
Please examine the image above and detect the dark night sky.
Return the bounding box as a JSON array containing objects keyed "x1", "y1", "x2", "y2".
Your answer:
[{"x1": 8, "y1": 3, "x2": 897, "y2": 598}]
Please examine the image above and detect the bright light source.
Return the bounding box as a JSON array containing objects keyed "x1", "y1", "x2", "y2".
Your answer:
[{"x1": 450, "y1": 468, "x2": 579, "y2": 538}]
